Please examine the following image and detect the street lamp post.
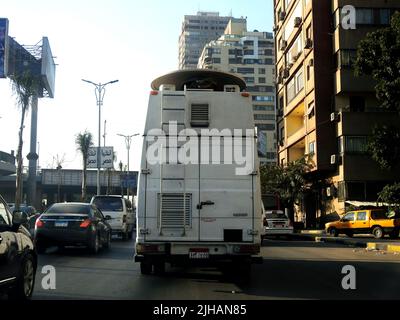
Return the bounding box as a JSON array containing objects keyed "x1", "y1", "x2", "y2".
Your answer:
[
  {"x1": 82, "y1": 79, "x2": 119, "y2": 195},
  {"x1": 118, "y1": 133, "x2": 140, "y2": 200}
]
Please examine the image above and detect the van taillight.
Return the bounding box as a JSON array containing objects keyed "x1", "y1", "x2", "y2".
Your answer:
[
  {"x1": 36, "y1": 219, "x2": 44, "y2": 228},
  {"x1": 150, "y1": 90, "x2": 159, "y2": 96},
  {"x1": 80, "y1": 219, "x2": 92, "y2": 228},
  {"x1": 241, "y1": 92, "x2": 250, "y2": 98}
]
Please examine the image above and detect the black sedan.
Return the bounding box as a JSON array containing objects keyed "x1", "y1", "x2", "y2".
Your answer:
[
  {"x1": 0, "y1": 195, "x2": 37, "y2": 300},
  {"x1": 34, "y1": 203, "x2": 112, "y2": 254}
]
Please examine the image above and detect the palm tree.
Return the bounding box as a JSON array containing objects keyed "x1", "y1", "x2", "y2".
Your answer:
[
  {"x1": 75, "y1": 131, "x2": 93, "y2": 202},
  {"x1": 10, "y1": 71, "x2": 40, "y2": 211}
]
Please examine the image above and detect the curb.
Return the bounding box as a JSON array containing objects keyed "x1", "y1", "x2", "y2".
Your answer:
[
  {"x1": 289, "y1": 234, "x2": 400, "y2": 253},
  {"x1": 367, "y1": 242, "x2": 400, "y2": 253}
]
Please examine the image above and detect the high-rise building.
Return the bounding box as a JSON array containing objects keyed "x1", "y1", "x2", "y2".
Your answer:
[
  {"x1": 179, "y1": 12, "x2": 246, "y2": 70},
  {"x1": 198, "y1": 19, "x2": 276, "y2": 164},
  {"x1": 274, "y1": 0, "x2": 400, "y2": 228}
]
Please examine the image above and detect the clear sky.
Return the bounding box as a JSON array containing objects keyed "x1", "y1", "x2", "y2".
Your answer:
[{"x1": 0, "y1": 0, "x2": 274, "y2": 172}]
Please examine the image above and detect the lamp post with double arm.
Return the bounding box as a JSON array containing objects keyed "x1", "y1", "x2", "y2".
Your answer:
[{"x1": 82, "y1": 79, "x2": 119, "y2": 195}]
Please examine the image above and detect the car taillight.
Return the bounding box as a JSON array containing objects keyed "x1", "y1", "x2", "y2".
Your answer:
[
  {"x1": 80, "y1": 219, "x2": 92, "y2": 228},
  {"x1": 36, "y1": 219, "x2": 44, "y2": 228}
]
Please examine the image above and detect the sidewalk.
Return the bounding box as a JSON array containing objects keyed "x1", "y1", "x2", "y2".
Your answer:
[{"x1": 288, "y1": 231, "x2": 400, "y2": 253}]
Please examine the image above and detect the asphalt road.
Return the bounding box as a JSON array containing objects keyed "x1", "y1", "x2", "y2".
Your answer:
[{"x1": 32, "y1": 237, "x2": 400, "y2": 300}]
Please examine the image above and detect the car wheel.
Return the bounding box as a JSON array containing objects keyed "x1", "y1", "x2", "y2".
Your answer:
[
  {"x1": 90, "y1": 233, "x2": 100, "y2": 254},
  {"x1": 329, "y1": 228, "x2": 339, "y2": 237},
  {"x1": 140, "y1": 261, "x2": 152, "y2": 275},
  {"x1": 8, "y1": 253, "x2": 36, "y2": 300},
  {"x1": 103, "y1": 232, "x2": 111, "y2": 249},
  {"x1": 372, "y1": 226, "x2": 384, "y2": 239}
]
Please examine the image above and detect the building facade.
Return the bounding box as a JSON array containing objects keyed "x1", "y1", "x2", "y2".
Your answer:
[
  {"x1": 274, "y1": 0, "x2": 400, "y2": 228},
  {"x1": 179, "y1": 12, "x2": 246, "y2": 70},
  {"x1": 198, "y1": 19, "x2": 277, "y2": 164}
]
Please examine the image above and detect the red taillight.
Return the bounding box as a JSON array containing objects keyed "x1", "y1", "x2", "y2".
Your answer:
[
  {"x1": 150, "y1": 90, "x2": 159, "y2": 96},
  {"x1": 80, "y1": 219, "x2": 92, "y2": 228},
  {"x1": 241, "y1": 92, "x2": 250, "y2": 98},
  {"x1": 35, "y1": 219, "x2": 44, "y2": 228}
]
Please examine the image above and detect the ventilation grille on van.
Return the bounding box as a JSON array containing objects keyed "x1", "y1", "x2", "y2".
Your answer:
[
  {"x1": 191, "y1": 104, "x2": 209, "y2": 127},
  {"x1": 158, "y1": 194, "x2": 192, "y2": 229}
]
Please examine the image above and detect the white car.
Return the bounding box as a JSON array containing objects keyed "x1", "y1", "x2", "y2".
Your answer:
[
  {"x1": 90, "y1": 195, "x2": 135, "y2": 240},
  {"x1": 261, "y1": 210, "x2": 294, "y2": 239}
]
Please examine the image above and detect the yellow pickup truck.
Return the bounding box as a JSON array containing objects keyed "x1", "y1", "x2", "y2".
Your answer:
[{"x1": 325, "y1": 209, "x2": 400, "y2": 239}]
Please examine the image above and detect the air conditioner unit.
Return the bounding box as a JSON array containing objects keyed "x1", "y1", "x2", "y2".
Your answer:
[
  {"x1": 330, "y1": 112, "x2": 340, "y2": 122},
  {"x1": 331, "y1": 154, "x2": 342, "y2": 165},
  {"x1": 326, "y1": 187, "x2": 332, "y2": 198},
  {"x1": 282, "y1": 68, "x2": 290, "y2": 78},
  {"x1": 304, "y1": 38, "x2": 313, "y2": 49},
  {"x1": 279, "y1": 11, "x2": 286, "y2": 21},
  {"x1": 294, "y1": 17, "x2": 302, "y2": 27},
  {"x1": 160, "y1": 84, "x2": 176, "y2": 91},
  {"x1": 280, "y1": 40, "x2": 288, "y2": 51}
]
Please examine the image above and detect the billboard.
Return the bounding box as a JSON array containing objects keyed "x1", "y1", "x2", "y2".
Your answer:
[
  {"x1": 0, "y1": 18, "x2": 9, "y2": 78},
  {"x1": 41, "y1": 37, "x2": 56, "y2": 98},
  {"x1": 87, "y1": 147, "x2": 114, "y2": 169}
]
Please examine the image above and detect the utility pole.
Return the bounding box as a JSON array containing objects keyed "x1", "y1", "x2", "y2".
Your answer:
[{"x1": 82, "y1": 79, "x2": 119, "y2": 195}]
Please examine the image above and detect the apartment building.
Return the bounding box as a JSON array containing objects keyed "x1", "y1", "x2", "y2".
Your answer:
[
  {"x1": 274, "y1": 0, "x2": 400, "y2": 228},
  {"x1": 179, "y1": 12, "x2": 246, "y2": 70},
  {"x1": 198, "y1": 19, "x2": 277, "y2": 164}
]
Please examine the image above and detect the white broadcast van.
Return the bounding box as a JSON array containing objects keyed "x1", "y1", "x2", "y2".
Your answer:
[{"x1": 135, "y1": 70, "x2": 263, "y2": 277}]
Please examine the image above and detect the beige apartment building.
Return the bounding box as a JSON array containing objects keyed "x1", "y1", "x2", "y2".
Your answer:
[
  {"x1": 274, "y1": 0, "x2": 400, "y2": 228},
  {"x1": 198, "y1": 19, "x2": 277, "y2": 164}
]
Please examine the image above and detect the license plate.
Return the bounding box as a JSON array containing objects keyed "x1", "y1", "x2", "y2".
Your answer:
[
  {"x1": 189, "y1": 249, "x2": 209, "y2": 259},
  {"x1": 55, "y1": 221, "x2": 68, "y2": 228}
]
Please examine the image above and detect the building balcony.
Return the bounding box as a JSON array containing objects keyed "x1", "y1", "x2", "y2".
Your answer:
[
  {"x1": 0, "y1": 151, "x2": 16, "y2": 176},
  {"x1": 287, "y1": 126, "x2": 306, "y2": 147}
]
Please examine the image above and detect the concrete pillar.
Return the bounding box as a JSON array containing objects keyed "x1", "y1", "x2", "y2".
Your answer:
[{"x1": 27, "y1": 95, "x2": 39, "y2": 208}]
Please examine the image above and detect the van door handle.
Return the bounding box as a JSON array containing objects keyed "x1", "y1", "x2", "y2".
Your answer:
[{"x1": 197, "y1": 201, "x2": 215, "y2": 210}]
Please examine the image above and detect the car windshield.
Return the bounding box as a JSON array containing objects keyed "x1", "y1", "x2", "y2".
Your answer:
[
  {"x1": 46, "y1": 204, "x2": 91, "y2": 215},
  {"x1": 266, "y1": 213, "x2": 287, "y2": 219},
  {"x1": 92, "y1": 197, "x2": 123, "y2": 212}
]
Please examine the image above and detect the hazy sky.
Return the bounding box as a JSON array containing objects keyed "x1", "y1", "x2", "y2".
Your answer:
[{"x1": 0, "y1": 0, "x2": 273, "y2": 172}]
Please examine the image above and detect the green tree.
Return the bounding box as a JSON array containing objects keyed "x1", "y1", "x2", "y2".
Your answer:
[
  {"x1": 260, "y1": 157, "x2": 313, "y2": 221},
  {"x1": 10, "y1": 71, "x2": 40, "y2": 211},
  {"x1": 355, "y1": 12, "x2": 400, "y2": 170},
  {"x1": 367, "y1": 125, "x2": 400, "y2": 170},
  {"x1": 75, "y1": 131, "x2": 93, "y2": 202},
  {"x1": 378, "y1": 183, "x2": 400, "y2": 212},
  {"x1": 355, "y1": 12, "x2": 400, "y2": 113}
]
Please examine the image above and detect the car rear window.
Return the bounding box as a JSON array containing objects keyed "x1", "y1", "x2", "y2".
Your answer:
[
  {"x1": 92, "y1": 197, "x2": 123, "y2": 212},
  {"x1": 46, "y1": 204, "x2": 91, "y2": 215},
  {"x1": 371, "y1": 210, "x2": 388, "y2": 220},
  {"x1": 266, "y1": 213, "x2": 287, "y2": 219}
]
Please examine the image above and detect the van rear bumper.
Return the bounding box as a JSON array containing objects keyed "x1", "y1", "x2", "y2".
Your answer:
[{"x1": 135, "y1": 254, "x2": 263, "y2": 265}]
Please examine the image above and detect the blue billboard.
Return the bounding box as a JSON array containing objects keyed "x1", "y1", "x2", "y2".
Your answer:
[{"x1": 0, "y1": 18, "x2": 9, "y2": 78}]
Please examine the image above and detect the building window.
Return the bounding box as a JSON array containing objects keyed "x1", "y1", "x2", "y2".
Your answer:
[
  {"x1": 244, "y1": 77, "x2": 255, "y2": 84},
  {"x1": 307, "y1": 103, "x2": 315, "y2": 119},
  {"x1": 259, "y1": 77, "x2": 266, "y2": 84},
  {"x1": 380, "y1": 9, "x2": 391, "y2": 25},
  {"x1": 252, "y1": 95, "x2": 274, "y2": 102},
  {"x1": 259, "y1": 68, "x2": 266, "y2": 75},
  {"x1": 309, "y1": 141, "x2": 315, "y2": 155},
  {"x1": 212, "y1": 58, "x2": 221, "y2": 63},
  {"x1": 244, "y1": 50, "x2": 254, "y2": 55},
  {"x1": 212, "y1": 48, "x2": 221, "y2": 54},
  {"x1": 287, "y1": 68, "x2": 304, "y2": 103},
  {"x1": 254, "y1": 114, "x2": 276, "y2": 121},
  {"x1": 257, "y1": 124, "x2": 276, "y2": 131},
  {"x1": 253, "y1": 105, "x2": 275, "y2": 112},
  {"x1": 344, "y1": 136, "x2": 368, "y2": 154},
  {"x1": 237, "y1": 67, "x2": 254, "y2": 74},
  {"x1": 356, "y1": 9, "x2": 374, "y2": 25},
  {"x1": 244, "y1": 40, "x2": 254, "y2": 46}
]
